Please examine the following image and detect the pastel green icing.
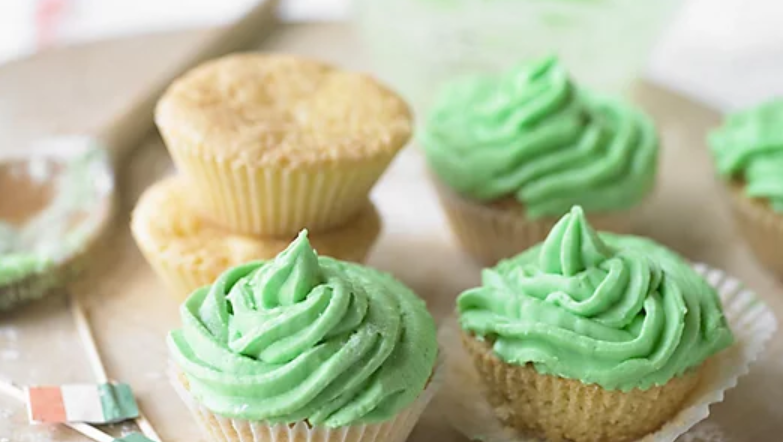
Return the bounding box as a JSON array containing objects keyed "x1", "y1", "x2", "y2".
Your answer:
[
  {"x1": 0, "y1": 254, "x2": 52, "y2": 286},
  {"x1": 420, "y1": 56, "x2": 658, "y2": 219},
  {"x1": 458, "y1": 206, "x2": 733, "y2": 391},
  {"x1": 709, "y1": 98, "x2": 783, "y2": 212},
  {"x1": 168, "y1": 231, "x2": 438, "y2": 427}
]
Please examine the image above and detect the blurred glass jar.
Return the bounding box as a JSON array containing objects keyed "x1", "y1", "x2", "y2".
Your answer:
[{"x1": 354, "y1": 0, "x2": 680, "y2": 116}]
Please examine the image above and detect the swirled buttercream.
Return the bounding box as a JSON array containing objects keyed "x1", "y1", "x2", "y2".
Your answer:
[
  {"x1": 458, "y1": 206, "x2": 733, "y2": 391},
  {"x1": 709, "y1": 98, "x2": 783, "y2": 212},
  {"x1": 420, "y1": 56, "x2": 658, "y2": 219},
  {"x1": 168, "y1": 231, "x2": 438, "y2": 426}
]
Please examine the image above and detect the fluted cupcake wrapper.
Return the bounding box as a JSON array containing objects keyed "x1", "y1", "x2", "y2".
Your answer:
[
  {"x1": 437, "y1": 264, "x2": 776, "y2": 442},
  {"x1": 432, "y1": 180, "x2": 632, "y2": 266},
  {"x1": 461, "y1": 332, "x2": 702, "y2": 442},
  {"x1": 170, "y1": 352, "x2": 445, "y2": 442},
  {"x1": 168, "y1": 145, "x2": 394, "y2": 237},
  {"x1": 726, "y1": 181, "x2": 783, "y2": 277}
]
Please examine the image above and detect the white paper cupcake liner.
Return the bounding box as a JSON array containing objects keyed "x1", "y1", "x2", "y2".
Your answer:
[
  {"x1": 170, "y1": 351, "x2": 445, "y2": 442},
  {"x1": 436, "y1": 263, "x2": 777, "y2": 442},
  {"x1": 168, "y1": 146, "x2": 393, "y2": 237}
]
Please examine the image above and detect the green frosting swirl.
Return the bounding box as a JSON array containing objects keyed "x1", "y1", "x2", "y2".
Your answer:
[
  {"x1": 420, "y1": 56, "x2": 658, "y2": 219},
  {"x1": 458, "y1": 206, "x2": 733, "y2": 391},
  {"x1": 709, "y1": 98, "x2": 783, "y2": 212},
  {"x1": 168, "y1": 231, "x2": 438, "y2": 427}
]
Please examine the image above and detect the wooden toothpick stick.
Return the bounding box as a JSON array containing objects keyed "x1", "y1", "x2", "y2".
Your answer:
[
  {"x1": 0, "y1": 377, "x2": 115, "y2": 442},
  {"x1": 70, "y1": 294, "x2": 162, "y2": 441},
  {"x1": 70, "y1": 294, "x2": 109, "y2": 383}
]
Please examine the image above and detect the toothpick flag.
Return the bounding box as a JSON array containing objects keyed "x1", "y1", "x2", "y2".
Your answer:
[
  {"x1": 26, "y1": 382, "x2": 139, "y2": 424},
  {"x1": 1, "y1": 376, "x2": 129, "y2": 442},
  {"x1": 69, "y1": 293, "x2": 161, "y2": 441},
  {"x1": 10, "y1": 294, "x2": 160, "y2": 440}
]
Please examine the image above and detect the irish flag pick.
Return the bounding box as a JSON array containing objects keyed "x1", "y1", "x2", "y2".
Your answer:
[
  {"x1": 22, "y1": 294, "x2": 162, "y2": 441},
  {"x1": 0, "y1": 376, "x2": 155, "y2": 442},
  {"x1": 26, "y1": 382, "x2": 138, "y2": 423}
]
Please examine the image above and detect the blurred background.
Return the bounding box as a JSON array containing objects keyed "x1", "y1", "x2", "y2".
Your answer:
[{"x1": 0, "y1": 0, "x2": 781, "y2": 110}]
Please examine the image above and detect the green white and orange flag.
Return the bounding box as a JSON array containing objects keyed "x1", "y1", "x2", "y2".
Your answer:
[{"x1": 26, "y1": 382, "x2": 139, "y2": 424}]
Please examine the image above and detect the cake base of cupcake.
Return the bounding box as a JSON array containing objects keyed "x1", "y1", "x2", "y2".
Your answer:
[
  {"x1": 433, "y1": 180, "x2": 632, "y2": 266},
  {"x1": 727, "y1": 181, "x2": 783, "y2": 277},
  {"x1": 461, "y1": 332, "x2": 701, "y2": 442},
  {"x1": 171, "y1": 355, "x2": 444, "y2": 442}
]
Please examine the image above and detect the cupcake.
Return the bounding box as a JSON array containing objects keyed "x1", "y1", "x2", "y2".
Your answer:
[
  {"x1": 168, "y1": 231, "x2": 441, "y2": 442},
  {"x1": 156, "y1": 53, "x2": 412, "y2": 236},
  {"x1": 131, "y1": 177, "x2": 381, "y2": 300},
  {"x1": 709, "y1": 98, "x2": 783, "y2": 276},
  {"x1": 457, "y1": 206, "x2": 734, "y2": 442},
  {"x1": 420, "y1": 56, "x2": 658, "y2": 265}
]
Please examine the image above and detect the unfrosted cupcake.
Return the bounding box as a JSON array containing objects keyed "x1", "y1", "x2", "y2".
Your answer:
[
  {"x1": 131, "y1": 177, "x2": 381, "y2": 300},
  {"x1": 709, "y1": 98, "x2": 783, "y2": 276},
  {"x1": 168, "y1": 231, "x2": 440, "y2": 442},
  {"x1": 457, "y1": 206, "x2": 733, "y2": 442},
  {"x1": 420, "y1": 56, "x2": 658, "y2": 265},
  {"x1": 156, "y1": 53, "x2": 412, "y2": 236}
]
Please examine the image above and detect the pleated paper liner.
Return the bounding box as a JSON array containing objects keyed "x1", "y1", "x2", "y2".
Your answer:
[
  {"x1": 169, "y1": 352, "x2": 445, "y2": 442},
  {"x1": 726, "y1": 181, "x2": 783, "y2": 277},
  {"x1": 167, "y1": 142, "x2": 394, "y2": 237},
  {"x1": 432, "y1": 179, "x2": 632, "y2": 266},
  {"x1": 461, "y1": 332, "x2": 703, "y2": 441},
  {"x1": 436, "y1": 263, "x2": 777, "y2": 442},
  {"x1": 131, "y1": 176, "x2": 382, "y2": 300}
]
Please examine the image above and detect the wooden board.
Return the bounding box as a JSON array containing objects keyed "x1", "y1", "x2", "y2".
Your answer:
[{"x1": 0, "y1": 23, "x2": 780, "y2": 442}]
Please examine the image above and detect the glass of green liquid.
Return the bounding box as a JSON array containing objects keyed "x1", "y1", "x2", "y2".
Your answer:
[{"x1": 354, "y1": 0, "x2": 680, "y2": 114}]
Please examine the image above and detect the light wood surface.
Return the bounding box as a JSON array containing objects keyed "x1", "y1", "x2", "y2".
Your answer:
[{"x1": 0, "y1": 23, "x2": 780, "y2": 442}]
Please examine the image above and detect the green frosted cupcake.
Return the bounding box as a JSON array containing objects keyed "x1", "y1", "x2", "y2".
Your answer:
[
  {"x1": 168, "y1": 230, "x2": 440, "y2": 442},
  {"x1": 709, "y1": 98, "x2": 783, "y2": 276},
  {"x1": 420, "y1": 56, "x2": 659, "y2": 265},
  {"x1": 457, "y1": 206, "x2": 734, "y2": 442}
]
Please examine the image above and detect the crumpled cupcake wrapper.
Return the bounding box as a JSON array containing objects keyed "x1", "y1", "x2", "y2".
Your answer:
[
  {"x1": 726, "y1": 181, "x2": 783, "y2": 277},
  {"x1": 436, "y1": 263, "x2": 777, "y2": 442},
  {"x1": 432, "y1": 179, "x2": 632, "y2": 266},
  {"x1": 170, "y1": 352, "x2": 445, "y2": 442},
  {"x1": 166, "y1": 142, "x2": 394, "y2": 237}
]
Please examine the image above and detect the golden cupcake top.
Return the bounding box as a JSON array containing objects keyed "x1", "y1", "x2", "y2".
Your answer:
[{"x1": 155, "y1": 53, "x2": 413, "y2": 165}]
